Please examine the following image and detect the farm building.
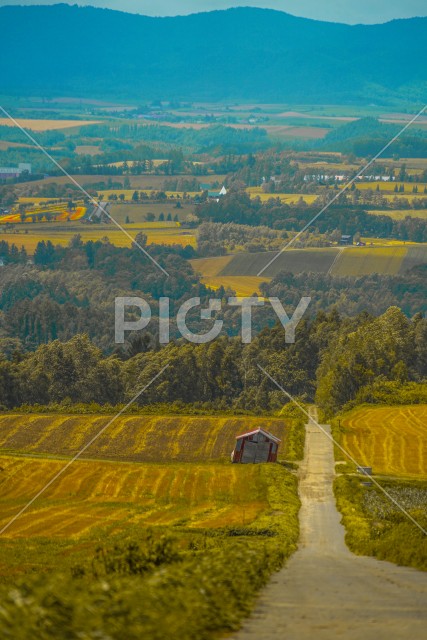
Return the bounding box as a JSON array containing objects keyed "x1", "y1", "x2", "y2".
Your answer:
[
  {"x1": 0, "y1": 162, "x2": 32, "y2": 179},
  {"x1": 208, "y1": 186, "x2": 227, "y2": 200},
  {"x1": 231, "y1": 427, "x2": 280, "y2": 464}
]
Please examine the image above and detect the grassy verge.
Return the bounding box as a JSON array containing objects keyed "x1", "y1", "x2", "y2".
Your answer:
[
  {"x1": 280, "y1": 402, "x2": 306, "y2": 462},
  {"x1": 334, "y1": 475, "x2": 427, "y2": 571},
  {"x1": 0, "y1": 464, "x2": 299, "y2": 639}
]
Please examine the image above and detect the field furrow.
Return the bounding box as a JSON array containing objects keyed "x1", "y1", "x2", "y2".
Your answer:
[{"x1": 341, "y1": 405, "x2": 427, "y2": 477}]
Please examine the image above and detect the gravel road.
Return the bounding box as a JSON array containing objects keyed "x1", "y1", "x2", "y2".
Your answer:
[{"x1": 231, "y1": 410, "x2": 427, "y2": 640}]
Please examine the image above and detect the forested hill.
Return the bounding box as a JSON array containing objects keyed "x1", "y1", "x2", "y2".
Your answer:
[{"x1": 0, "y1": 5, "x2": 426, "y2": 103}]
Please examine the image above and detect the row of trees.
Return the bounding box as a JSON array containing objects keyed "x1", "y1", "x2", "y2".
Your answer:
[
  {"x1": 0, "y1": 309, "x2": 425, "y2": 414},
  {"x1": 197, "y1": 192, "x2": 427, "y2": 241}
]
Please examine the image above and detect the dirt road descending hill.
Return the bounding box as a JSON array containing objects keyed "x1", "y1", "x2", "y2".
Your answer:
[{"x1": 232, "y1": 411, "x2": 427, "y2": 640}]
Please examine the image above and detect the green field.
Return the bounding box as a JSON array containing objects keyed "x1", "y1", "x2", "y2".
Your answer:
[
  {"x1": 109, "y1": 202, "x2": 194, "y2": 224},
  {"x1": 220, "y1": 248, "x2": 338, "y2": 277}
]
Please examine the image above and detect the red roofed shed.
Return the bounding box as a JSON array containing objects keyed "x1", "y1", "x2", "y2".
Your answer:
[{"x1": 231, "y1": 427, "x2": 281, "y2": 464}]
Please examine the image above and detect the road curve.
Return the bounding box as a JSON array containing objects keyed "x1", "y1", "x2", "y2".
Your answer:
[{"x1": 231, "y1": 410, "x2": 427, "y2": 640}]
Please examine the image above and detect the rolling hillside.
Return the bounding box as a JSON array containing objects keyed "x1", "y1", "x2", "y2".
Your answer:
[
  {"x1": 0, "y1": 5, "x2": 426, "y2": 102},
  {"x1": 208, "y1": 245, "x2": 427, "y2": 278}
]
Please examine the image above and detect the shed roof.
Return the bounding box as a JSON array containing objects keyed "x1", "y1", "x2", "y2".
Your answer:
[{"x1": 235, "y1": 427, "x2": 281, "y2": 443}]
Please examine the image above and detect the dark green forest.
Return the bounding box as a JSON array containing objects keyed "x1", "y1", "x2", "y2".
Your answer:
[{"x1": 0, "y1": 238, "x2": 426, "y2": 416}]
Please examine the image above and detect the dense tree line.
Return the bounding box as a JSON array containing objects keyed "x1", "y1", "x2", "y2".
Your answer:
[
  {"x1": 197, "y1": 192, "x2": 427, "y2": 241},
  {"x1": 0, "y1": 238, "x2": 205, "y2": 352},
  {"x1": 319, "y1": 118, "x2": 427, "y2": 158},
  {"x1": 0, "y1": 309, "x2": 425, "y2": 415},
  {"x1": 197, "y1": 222, "x2": 288, "y2": 256},
  {"x1": 261, "y1": 268, "x2": 427, "y2": 318},
  {"x1": 0, "y1": 241, "x2": 27, "y2": 264}
]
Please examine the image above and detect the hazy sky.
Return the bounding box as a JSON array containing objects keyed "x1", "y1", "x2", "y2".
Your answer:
[{"x1": 1, "y1": 1, "x2": 426, "y2": 24}]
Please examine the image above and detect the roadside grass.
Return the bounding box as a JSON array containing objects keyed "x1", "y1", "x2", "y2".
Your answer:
[
  {"x1": 332, "y1": 403, "x2": 427, "y2": 571},
  {"x1": 334, "y1": 475, "x2": 427, "y2": 571},
  {"x1": 279, "y1": 402, "x2": 307, "y2": 462}
]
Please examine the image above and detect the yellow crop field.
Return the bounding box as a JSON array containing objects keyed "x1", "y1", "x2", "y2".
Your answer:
[
  {"x1": 18, "y1": 197, "x2": 66, "y2": 204},
  {"x1": 0, "y1": 140, "x2": 33, "y2": 150},
  {"x1": 190, "y1": 255, "x2": 234, "y2": 277},
  {"x1": 122, "y1": 221, "x2": 180, "y2": 229},
  {"x1": 0, "y1": 228, "x2": 196, "y2": 253},
  {"x1": 340, "y1": 405, "x2": 427, "y2": 478},
  {"x1": 201, "y1": 276, "x2": 271, "y2": 297},
  {"x1": 0, "y1": 456, "x2": 268, "y2": 538},
  {"x1": 0, "y1": 118, "x2": 101, "y2": 131},
  {"x1": 331, "y1": 246, "x2": 407, "y2": 276},
  {"x1": 381, "y1": 193, "x2": 426, "y2": 203},
  {"x1": 354, "y1": 181, "x2": 427, "y2": 193},
  {"x1": 0, "y1": 413, "x2": 288, "y2": 539},
  {"x1": 246, "y1": 188, "x2": 318, "y2": 205},
  {"x1": 368, "y1": 209, "x2": 427, "y2": 221},
  {"x1": 0, "y1": 413, "x2": 286, "y2": 462},
  {"x1": 361, "y1": 238, "x2": 417, "y2": 246}
]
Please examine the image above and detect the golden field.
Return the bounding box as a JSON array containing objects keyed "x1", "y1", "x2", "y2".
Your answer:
[
  {"x1": 0, "y1": 456, "x2": 267, "y2": 538},
  {"x1": 201, "y1": 276, "x2": 271, "y2": 297},
  {"x1": 246, "y1": 188, "x2": 318, "y2": 205},
  {"x1": 0, "y1": 228, "x2": 196, "y2": 253},
  {"x1": 340, "y1": 405, "x2": 427, "y2": 478},
  {"x1": 354, "y1": 181, "x2": 427, "y2": 193},
  {"x1": 368, "y1": 209, "x2": 427, "y2": 221},
  {"x1": 331, "y1": 246, "x2": 407, "y2": 276},
  {"x1": 0, "y1": 118, "x2": 101, "y2": 131},
  {"x1": 190, "y1": 255, "x2": 234, "y2": 277},
  {"x1": 0, "y1": 206, "x2": 86, "y2": 225},
  {"x1": 0, "y1": 413, "x2": 286, "y2": 462},
  {"x1": 0, "y1": 413, "x2": 288, "y2": 539}
]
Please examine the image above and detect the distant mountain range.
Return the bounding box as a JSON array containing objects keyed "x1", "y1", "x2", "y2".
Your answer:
[{"x1": 0, "y1": 4, "x2": 426, "y2": 103}]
